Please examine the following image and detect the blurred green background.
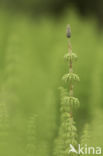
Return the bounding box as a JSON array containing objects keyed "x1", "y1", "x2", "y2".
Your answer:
[{"x1": 0, "y1": 0, "x2": 103, "y2": 155}]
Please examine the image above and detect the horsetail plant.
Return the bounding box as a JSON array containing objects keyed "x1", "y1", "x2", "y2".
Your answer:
[
  {"x1": 0, "y1": 87, "x2": 9, "y2": 155},
  {"x1": 26, "y1": 114, "x2": 37, "y2": 156},
  {"x1": 80, "y1": 124, "x2": 89, "y2": 147},
  {"x1": 53, "y1": 25, "x2": 80, "y2": 156}
]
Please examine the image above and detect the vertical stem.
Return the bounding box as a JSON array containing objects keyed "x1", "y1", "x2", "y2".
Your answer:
[
  {"x1": 68, "y1": 39, "x2": 73, "y2": 117},
  {"x1": 68, "y1": 39, "x2": 72, "y2": 73}
]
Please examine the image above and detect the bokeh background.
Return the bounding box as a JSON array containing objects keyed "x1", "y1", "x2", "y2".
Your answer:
[{"x1": 0, "y1": 0, "x2": 103, "y2": 156}]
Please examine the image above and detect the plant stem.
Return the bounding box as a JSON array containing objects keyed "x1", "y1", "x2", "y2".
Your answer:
[{"x1": 68, "y1": 39, "x2": 73, "y2": 118}]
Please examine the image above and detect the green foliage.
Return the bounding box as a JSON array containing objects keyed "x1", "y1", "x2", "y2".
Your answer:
[
  {"x1": 26, "y1": 115, "x2": 37, "y2": 156},
  {"x1": 64, "y1": 53, "x2": 77, "y2": 62},
  {"x1": 80, "y1": 124, "x2": 89, "y2": 147},
  {"x1": 80, "y1": 124, "x2": 89, "y2": 156},
  {"x1": 62, "y1": 96, "x2": 80, "y2": 108},
  {"x1": 54, "y1": 88, "x2": 78, "y2": 156},
  {"x1": 62, "y1": 73, "x2": 80, "y2": 83},
  {"x1": 0, "y1": 8, "x2": 102, "y2": 156},
  {"x1": 0, "y1": 89, "x2": 9, "y2": 155},
  {"x1": 53, "y1": 27, "x2": 79, "y2": 156}
]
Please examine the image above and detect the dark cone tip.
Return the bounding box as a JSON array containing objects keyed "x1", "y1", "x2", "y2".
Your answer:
[{"x1": 66, "y1": 24, "x2": 71, "y2": 38}]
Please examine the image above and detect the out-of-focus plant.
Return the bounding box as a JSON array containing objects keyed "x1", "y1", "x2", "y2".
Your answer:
[
  {"x1": 26, "y1": 114, "x2": 37, "y2": 156},
  {"x1": 80, "y1": 124, "x2": 89, "y2": 156},
  {"x1": 80, "y1": 124, "x2": 89, "y2": 147}
]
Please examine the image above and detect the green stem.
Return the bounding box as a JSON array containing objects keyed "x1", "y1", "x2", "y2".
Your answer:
[{"x1": 68, "y1": 39, "x2": 73, "y2": 118}]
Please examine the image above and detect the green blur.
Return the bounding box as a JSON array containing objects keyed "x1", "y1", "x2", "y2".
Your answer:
[{"x1": 0, "y1": 8, "x2": 102, "y2": 156}]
